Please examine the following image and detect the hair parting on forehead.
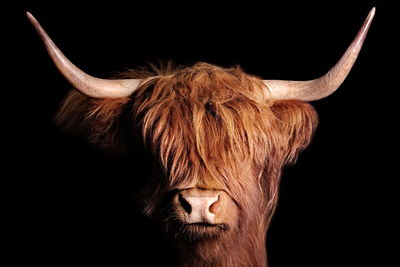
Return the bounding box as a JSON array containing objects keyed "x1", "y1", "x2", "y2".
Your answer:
[{"x1": 55, "y1": 61, "x2": 318, "y2": 214}]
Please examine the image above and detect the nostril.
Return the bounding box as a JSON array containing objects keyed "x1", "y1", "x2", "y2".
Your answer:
[
  {"x1": 178, "y1": 193, "x2": 192, "y2": 214},
  {"x1": 209, "y1": 194, "x2": 220, "y2": 214}
]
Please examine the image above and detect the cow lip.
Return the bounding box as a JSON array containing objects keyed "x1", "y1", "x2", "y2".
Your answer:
[
  {"x1": 186, "y1": 222, "x2": 218, "y2": 227},
  {"x1": 184, "y1": 222, "x2": 230, "y2": 231}
]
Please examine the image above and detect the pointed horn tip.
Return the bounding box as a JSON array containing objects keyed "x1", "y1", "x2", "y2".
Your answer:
[
  {"x1": 368, "y1": 7, "x2": 376, "y2": 19},
  {"x1": 26, "y1": 11, "x2": 39, "y2": 25},
  {"x1": 360, "y1": 7, "x2": 376, "y2": 36},
  {"x1": 26, "y1": 11, "x2": 33, "y2": 20}
]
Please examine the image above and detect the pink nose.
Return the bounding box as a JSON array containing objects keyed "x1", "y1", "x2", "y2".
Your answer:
[{"x1": 178, "y1": 190, "x2": 220, "y2": 224}]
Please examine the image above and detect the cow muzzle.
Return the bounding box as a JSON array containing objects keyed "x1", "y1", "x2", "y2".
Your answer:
[
  {"x1": 176, "y1": 189, "x2": 220, "y2": 224},
  {"x1": 170, "y1": 188, "x2": 237, "y2": 240}
]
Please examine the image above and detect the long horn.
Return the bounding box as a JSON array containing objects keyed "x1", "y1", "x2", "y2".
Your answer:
[
  {"x1": 263, "y1": 7, "x2": 375, "y2": 101},
  {"x1": 27, "y1": 12, "x2": 142, "y2": 98}
]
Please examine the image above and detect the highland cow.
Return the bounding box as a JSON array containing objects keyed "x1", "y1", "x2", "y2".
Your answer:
[{"x1": 27, "y1": 8, "x2": 375, "y2": 267}]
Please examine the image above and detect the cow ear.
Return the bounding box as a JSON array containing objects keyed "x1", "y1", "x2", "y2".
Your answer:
[
  {"x1": 55, "y1": 90, "x2": 132, "y2": 156},
  {"x1": 271, "y1": 100, "x2": 319, "y2": 164}
]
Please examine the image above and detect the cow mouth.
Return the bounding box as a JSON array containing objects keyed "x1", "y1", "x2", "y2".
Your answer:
[
  {"x1": 169, "y1": 222, "x2": 230, "y2": 241},
  {"x1": 186, "y1": 222, "x2": 229, "y2": 230}
]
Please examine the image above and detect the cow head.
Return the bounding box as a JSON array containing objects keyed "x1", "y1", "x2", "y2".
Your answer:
[{"x1": 28, "y1": 8, "x2": 375, "y2": 266}]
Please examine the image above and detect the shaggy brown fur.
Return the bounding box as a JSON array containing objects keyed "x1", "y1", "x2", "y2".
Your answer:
[{"x1": 56, "y1": 62, "x2": 318, "y2": 266}]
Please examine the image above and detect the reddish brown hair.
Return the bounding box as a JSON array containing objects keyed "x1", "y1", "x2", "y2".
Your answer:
[{"x1": 56, "y1": 62, "x2": 318, "y2": 265}]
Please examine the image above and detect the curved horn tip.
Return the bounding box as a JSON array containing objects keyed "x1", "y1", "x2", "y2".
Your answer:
[
  {"x1": 370, "y1": 7, "x2": 376, "y2": 16},
  {"x1": 26, "y1": 12, "x2": 41, "y2": 29},
  {"x1": 366, "y1": 7, "x2": 376, "y2": 24},
  {"x1": 26, "y1": 11, "x2": 35, "y2": 21}
]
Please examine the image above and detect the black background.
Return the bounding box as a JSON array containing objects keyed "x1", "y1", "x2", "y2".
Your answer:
[{"x1": 6, "y1": 1, "x2": 394, "y2": 266}]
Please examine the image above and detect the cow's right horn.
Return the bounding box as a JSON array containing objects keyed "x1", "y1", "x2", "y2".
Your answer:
[
  {"x1": 263, "y1": 7, "x2": 375, "y2": 101},
  {"x1": 27, "y1": 12, "x2": 142, "y2": 98}
]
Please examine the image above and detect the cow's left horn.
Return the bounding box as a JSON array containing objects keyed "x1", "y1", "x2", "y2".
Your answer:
[
  {"x1": 27, "y1": 12, "x2": 142, "y2": 98},
  {"x1": 263, "y1": 7, "x2": 375, "y2": 101}
]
